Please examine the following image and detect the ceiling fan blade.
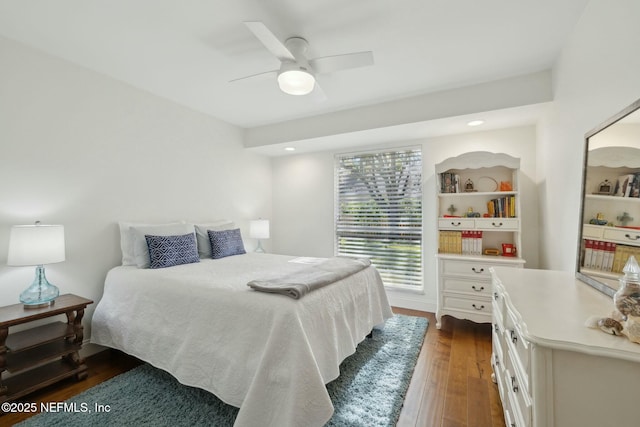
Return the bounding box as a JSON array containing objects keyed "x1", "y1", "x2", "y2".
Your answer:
[
  {"x1": 244, "y1": 21, "x2": 295, "y2": 61},
  {"x1": 229, "y1": 70, "x2": 278, "y2": 83},
  {"x1": 309, "y1": 81, "x2": 327, "y2": 102},
  {"x1": 310, "y1": 51, "x2": 374, "y2": 74}
]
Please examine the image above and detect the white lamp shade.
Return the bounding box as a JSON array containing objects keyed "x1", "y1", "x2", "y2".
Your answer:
[
  {"x1": 277, "y1": 69, "x2": 315, "y2": 95},
  {"x1": 250, "y1": 220, "x2": 270, "y2": 239},
  {"x1": 7, "y1": 224, "x2": 66, "y2": 266}
]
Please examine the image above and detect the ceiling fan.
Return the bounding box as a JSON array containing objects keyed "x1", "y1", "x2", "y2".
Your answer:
[{"x1": 231, "y1": 21, "x2": 374, "y2": 97}]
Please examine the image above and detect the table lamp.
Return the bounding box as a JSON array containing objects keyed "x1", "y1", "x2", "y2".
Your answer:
[
  {"x1": 7, "y1": 222, "x2": 65, "y2": 308},
  {"x1": 250, "y1": 219, "x2": 270, "y2": 253}
]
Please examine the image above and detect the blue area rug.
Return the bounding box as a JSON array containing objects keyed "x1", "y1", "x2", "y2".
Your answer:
[{"x1": 17, "y1": 314, "x2": 428, "y2": 427}]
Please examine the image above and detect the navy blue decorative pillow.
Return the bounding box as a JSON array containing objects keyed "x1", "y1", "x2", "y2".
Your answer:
[
  {"x1": 208, "y1": 228, "x2": 246, "y2": 259},
  {"x1": 145, "y1": 233, "x2": 200, "y2": 269}
]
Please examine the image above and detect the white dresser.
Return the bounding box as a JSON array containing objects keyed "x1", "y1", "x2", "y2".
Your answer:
[
  {"x1": 436, "y1": 254, "x2": 524, "y2": 328},
  {"x1": 491, "y1": 267, "x2": 640, "y2": 427}
]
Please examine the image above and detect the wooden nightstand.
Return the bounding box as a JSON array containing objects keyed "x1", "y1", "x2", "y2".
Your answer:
[{"x1": 0, "y1": 294, "x2": 93, "y2": 403}]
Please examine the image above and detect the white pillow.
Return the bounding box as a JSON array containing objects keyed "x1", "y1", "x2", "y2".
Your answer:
[
  {"x1": 119, "y1": 221, "x2": 186, "y2": 265},
  {"x1": 194, "y1": 221, "x2": 236, "y2": 258},
  {"x1": 130, "y1": 223, "x2": 196, "y2": 268}
]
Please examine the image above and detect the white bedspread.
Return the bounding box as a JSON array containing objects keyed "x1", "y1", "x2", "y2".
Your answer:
[{"x1": 91, "y1": 253, "x2": 393, "y2": 427}]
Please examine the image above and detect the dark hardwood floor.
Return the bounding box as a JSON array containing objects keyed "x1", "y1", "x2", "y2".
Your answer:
[{"x1": 3, "y1": 309, "x2": 505, "y2": 427}]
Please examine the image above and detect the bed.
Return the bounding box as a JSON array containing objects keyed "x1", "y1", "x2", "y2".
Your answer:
[{"x1": 91, "y1": 251, "x2": 393, "y2": 427}]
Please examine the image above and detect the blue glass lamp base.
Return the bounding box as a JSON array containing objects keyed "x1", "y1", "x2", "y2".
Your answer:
[
  {"x1": 20, "y1": 265, "x2": 60, "y2": 309},
  {"x1": 255, "y1": 240, "x2": 265, "y2": 253}
]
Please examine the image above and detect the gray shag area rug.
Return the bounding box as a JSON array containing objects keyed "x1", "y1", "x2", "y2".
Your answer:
[{"x1": 18, "y1": 314, "x2": 428, "y2": 427}]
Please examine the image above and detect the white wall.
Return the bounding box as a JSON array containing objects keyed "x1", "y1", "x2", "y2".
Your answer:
[
  {"x1": 272, "y1": 0, "x2": 640, "y2": 304},
  {"x1": 3, "y1": 0, "x2": 638, "y2": 326},
  {"x1": 537, "y1": 0, "x2": 640, "y2": 271},
  {"x1": 272, "y1": 126, "x2": 538, "y2": 312},
  {"x1": 0, "y1": 37, "x2": 271, "y2": 337}
]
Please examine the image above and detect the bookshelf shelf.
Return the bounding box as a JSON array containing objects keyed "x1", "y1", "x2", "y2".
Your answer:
[
  {"x1": 580, "y1": 153, "x2": 640, "y2": 275},
  {"x1": 434, "y1": 152, "x2": 525, "y2": 329},
  {"x1": 585, "y1": 194, "x2": 640, "y2": 203},
  {"x1": 438, "y1": 191, "x2": 519, "y2": 198}
]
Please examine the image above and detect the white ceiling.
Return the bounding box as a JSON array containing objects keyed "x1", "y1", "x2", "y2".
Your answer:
[{"x1": 0, "y1": 0, "x2": 589, "y2": 150}]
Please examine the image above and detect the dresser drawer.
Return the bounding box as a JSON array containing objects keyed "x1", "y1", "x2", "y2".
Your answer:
[
  {"x1": 582, "y1": 224, "x2": 604, "y2": 239},
  {"x1": 492, "y1": 324, "x2": 505, "y2": 374},
  {"x1": 492, "y1": 287, "x2": 505, "y2": 329},
  {"x1": 438, "y1": 218, "x2": 475, "y2": 229},
  {"x1": 504, "y1": 406, "x2": 517, "y2": 427},
  {"x1": 443, "y1": 277, "x2": 492, "y2": 297},
  {"x1": 493, "y1": 355, "x2": 506, "y2": 406},
  {"x1": 442, "y1": 259, "x2": 492, "y2": 278},
  {"x1": 475, "y1": 218, "x2": 519, "y2": 231},
  {"x1": 602, "y1": 227, "x2": 640, "y2": 247},
  {"x1": 504, "y1": 307, "x2": 530, "y2": 391},
  {"x1": 443, "y1": 295, "x2": 491, "y2": 315},
  {"x1": 505, "y1": 351, "x2": 532, "y2": 427},
  {"x1": 504, "y1": 375, "x2": 529, "y2": 427}
]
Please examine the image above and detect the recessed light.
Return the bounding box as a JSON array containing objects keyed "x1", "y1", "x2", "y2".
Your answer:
[
  {"x1": 284, "y1": 147, "x2": 296, "y2": 151},
  {"x1": 467, "y1": 120, "x2": 484, "y2": 127}
]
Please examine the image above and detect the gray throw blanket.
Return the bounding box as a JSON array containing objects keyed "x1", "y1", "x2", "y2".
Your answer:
[{"x1": 247, "y1": 256, "x2": 372, "y2": 299}]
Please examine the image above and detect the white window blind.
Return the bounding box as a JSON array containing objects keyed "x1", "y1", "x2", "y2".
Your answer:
[{"x1": 335, "y1": 148, "x2": 423, "y2": 288}]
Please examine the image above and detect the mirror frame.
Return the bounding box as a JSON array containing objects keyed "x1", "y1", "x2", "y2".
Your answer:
[{"x1": 576, "y1": 97, "x2": 640, "y2": 297}]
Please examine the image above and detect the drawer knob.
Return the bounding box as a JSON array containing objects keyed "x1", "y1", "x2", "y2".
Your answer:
[
  {"x1": 511, "y1": 376, "x2": 519, "y2": 393},
  {"x1": 472, "y1": 285, "x2": 485, "y2": 292},
  {"x1": 510, "y1": 330, "x2": 518, "y2": 344},
  {"x1": 472, "y1": 304, "x2": 485, "y2": 311},
  {"x1": 625, "y1": 233, "x2": 640, "y2": 241},
  {"x1": 492, "y1": 222, "x2": 504, "y2": 227},
  {"x1": 471, "y1": 267, "x2": 484, "y2": 274},
  {"x1": 451, "y1": 221, "x2": 461, "y2": 226}
]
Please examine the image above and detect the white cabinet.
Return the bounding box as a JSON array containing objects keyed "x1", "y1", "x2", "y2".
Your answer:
[
  {"x1": 435, "y1": 152, "x2": 525, "y2": 329},
  {"x1": 580, "y1": 146, "x2": 640, "y2": 279},
  {"x1": 437, "y1": 255, "x2": 523, "y2": 328},
  {"x1": 491, "y1": 267, "x2": 640, "y2": 427}
]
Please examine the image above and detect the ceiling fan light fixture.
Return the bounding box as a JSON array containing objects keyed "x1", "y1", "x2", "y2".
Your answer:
[{"x1": 277, "y1": 69, "x2": 315, "y2": 95}]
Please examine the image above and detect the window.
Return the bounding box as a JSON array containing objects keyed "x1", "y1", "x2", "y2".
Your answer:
[{"x1": 335, "y1": 148, "x2": 423, "y2": 289}]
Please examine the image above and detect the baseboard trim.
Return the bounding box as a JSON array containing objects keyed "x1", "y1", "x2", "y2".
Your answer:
[{"x1": 386, "y1": 292, "x2": 436, "y2": 313}]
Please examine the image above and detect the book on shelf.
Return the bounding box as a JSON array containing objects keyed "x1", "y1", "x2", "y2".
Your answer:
[
  {"x1": 439, "y1": 230, "x2": 483, "y2": 255},
  {"x1": 486, "y1": 195, "x2": 516, "y2": 218},
  {"x1": 631, "y1": 174, "x2": 640, "y2": 198},
  {"x1": 584, "y1": 239, "x2": 594, "y2": 269},
  {"x1": 439, "y1": 231, "x2": 461, "y2": 254},
  {"x1": 465, "y1": 231, "x2": 482, "y2": 255},
  {"x1": 614, "y1": 173, "x2": 640, "y2": 198},
  {"x1": 612, "y1": 244, "x2": 640, "y2": 273},
  {"x1": 439, "y1": 172, "x2": 461, "y2": 193},
  {"x1": 593, "y1": 240, "x2": 605, "y2": 271},
  {"x1": 584, "y1": 239, "x2": 637, "y2": 272}
]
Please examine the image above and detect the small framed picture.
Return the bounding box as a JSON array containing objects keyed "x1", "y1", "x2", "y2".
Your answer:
[{"x1": 594, "y1": 179, "x2": 613, "y2": 195}]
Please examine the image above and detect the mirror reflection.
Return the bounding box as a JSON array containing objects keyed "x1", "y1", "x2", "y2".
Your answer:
[{"x1": 578, "y1": 101, "x2": 640, "y2": 296}]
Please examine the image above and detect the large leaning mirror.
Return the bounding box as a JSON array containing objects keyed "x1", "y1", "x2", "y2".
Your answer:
[{"x1": 577, "y1": 98, "x2": 640, "y2": 296}]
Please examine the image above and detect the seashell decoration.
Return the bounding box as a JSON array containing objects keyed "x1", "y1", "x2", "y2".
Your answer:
[
  {"x1": 597, "y1": 317, "x2": 624, "y2": 335},
  {"x1": 622, "y1": 316, "x2": 640, "y2": 344}
]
